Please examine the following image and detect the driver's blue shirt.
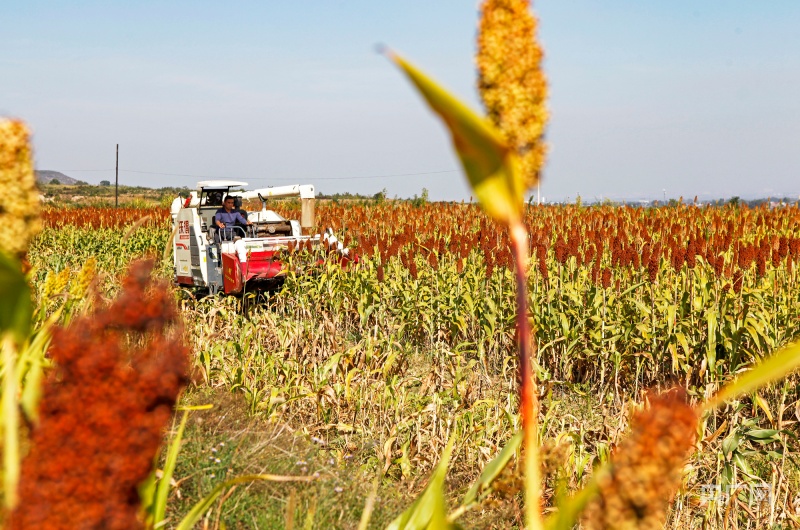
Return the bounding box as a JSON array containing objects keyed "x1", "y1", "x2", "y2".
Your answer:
[{"x1": 214, "y1": 208, "x2": 248, "y2": 226}]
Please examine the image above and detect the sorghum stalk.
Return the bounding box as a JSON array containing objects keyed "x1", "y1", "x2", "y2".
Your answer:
[
  {"x1": 2, "y1": 335, "x2": 20, "y2": 510},
  {"x1": 510, "y1": 220, "x2": 542, "y2": 530}
]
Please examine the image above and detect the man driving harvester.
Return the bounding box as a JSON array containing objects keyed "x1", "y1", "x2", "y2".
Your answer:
[{"x1": 215, "y1": 195, "x2": 253, "y2": 239}]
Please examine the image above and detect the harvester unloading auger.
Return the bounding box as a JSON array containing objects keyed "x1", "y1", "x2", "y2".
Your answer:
[{"x1": 170, "y1": 180, "x2": 355, "y2": 294}]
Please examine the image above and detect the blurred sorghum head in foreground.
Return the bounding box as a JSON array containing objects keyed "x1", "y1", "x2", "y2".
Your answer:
[
  {"x1": 0, "y1": 120, "x2": 41, "y2": 259},
  {"x1": 583, "y1": 388, "x2": 698, "y2": 530},
  {"x1": 10, "y1": 260, "x2": 189, "y2": 530},
  {"x1": 477, "y1": 0, "x2": 548, "y2": 190}
]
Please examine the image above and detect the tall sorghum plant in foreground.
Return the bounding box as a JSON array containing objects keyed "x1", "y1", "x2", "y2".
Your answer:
[
  {"x1": 0, "y1": 120, "x2": 190, "y2": 528},
  {"x1": 0, "y1": 120, "x2": 41, "y2": 511},
  {"x1": 476, "y1": 0, "x2": 548, "y2": 523},
  {"x1": 385, "y1": 2, "x2": 800, "y2": 529},
  {"x1": 387, "y1": 0, "x2": 548, "y2": 525}
]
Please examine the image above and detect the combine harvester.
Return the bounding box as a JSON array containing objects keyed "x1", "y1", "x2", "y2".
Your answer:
[{"x1": 170, "y1": 180, "x2": 354, "y2": 294}]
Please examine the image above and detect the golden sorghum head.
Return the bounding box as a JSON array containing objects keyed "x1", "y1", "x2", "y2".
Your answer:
[
  {"x1": 0, "y1": 120, "x2": 41, "y2": 258},
  {"x1": 41, "y1": 271, "x2": 57, "y2": 300},
  {"x1": 69, "y1": 257, "x2": 97, "y2": 299},
  {"x1": 582, "y1": 388, "x2": 698, "y2": 530},
  {"x1": 477, "y1": 0, "x2": 548, "y2": 190},
  {"x1": 41, "y1": 267, "x2": 72, "y2": 301}
]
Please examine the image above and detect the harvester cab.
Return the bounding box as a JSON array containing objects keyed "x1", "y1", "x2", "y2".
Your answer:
[{"x1": 170, "y1": 180, "x2": 353, "y2": 294}]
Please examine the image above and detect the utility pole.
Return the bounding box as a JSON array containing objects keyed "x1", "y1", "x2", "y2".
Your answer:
[{"x1": 115, "y1": 144, "x2": 119, "y2": 208}]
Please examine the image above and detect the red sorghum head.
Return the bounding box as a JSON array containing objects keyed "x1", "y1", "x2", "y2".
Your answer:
[
  {"x1": 647, "y1": 251, "x2": 659, "y2": 283},
  {"x1": 10, "y1": 260, "x2": 189, "y2": 530},
  {"x1": 601, "y1": 267, "x2": 612, "y2": 289},
  {"x1": 756, "y1": 252, "x2": 767, "y2": 278},
  {"x1": 714, "y1": 254, "x2": 725, "y2": 277}
]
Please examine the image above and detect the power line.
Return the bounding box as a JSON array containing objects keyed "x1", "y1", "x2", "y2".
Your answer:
[
  {"x1": 121, "y1": 169, "x2": 229, "y2": 179},
  {"x1": 48, "y1": 168, "x2": 460, "y2": 181},
  {"x1": 46, "y1": 169, "x2": 222, "y2": 178}
]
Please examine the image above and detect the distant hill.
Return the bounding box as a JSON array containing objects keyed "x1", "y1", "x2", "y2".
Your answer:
[{"x1": 35, "y1": 170, "x2": 84, "y2": 185}]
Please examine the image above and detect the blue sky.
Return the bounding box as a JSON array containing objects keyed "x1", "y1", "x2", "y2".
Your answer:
[{"x1": 2, "y1": 1, "x2": 799, "y2": 201}]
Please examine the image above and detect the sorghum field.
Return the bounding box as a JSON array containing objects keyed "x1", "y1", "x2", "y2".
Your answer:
[{"x1": 26, "y1": 199, "x2": 800, "y2": 528}]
